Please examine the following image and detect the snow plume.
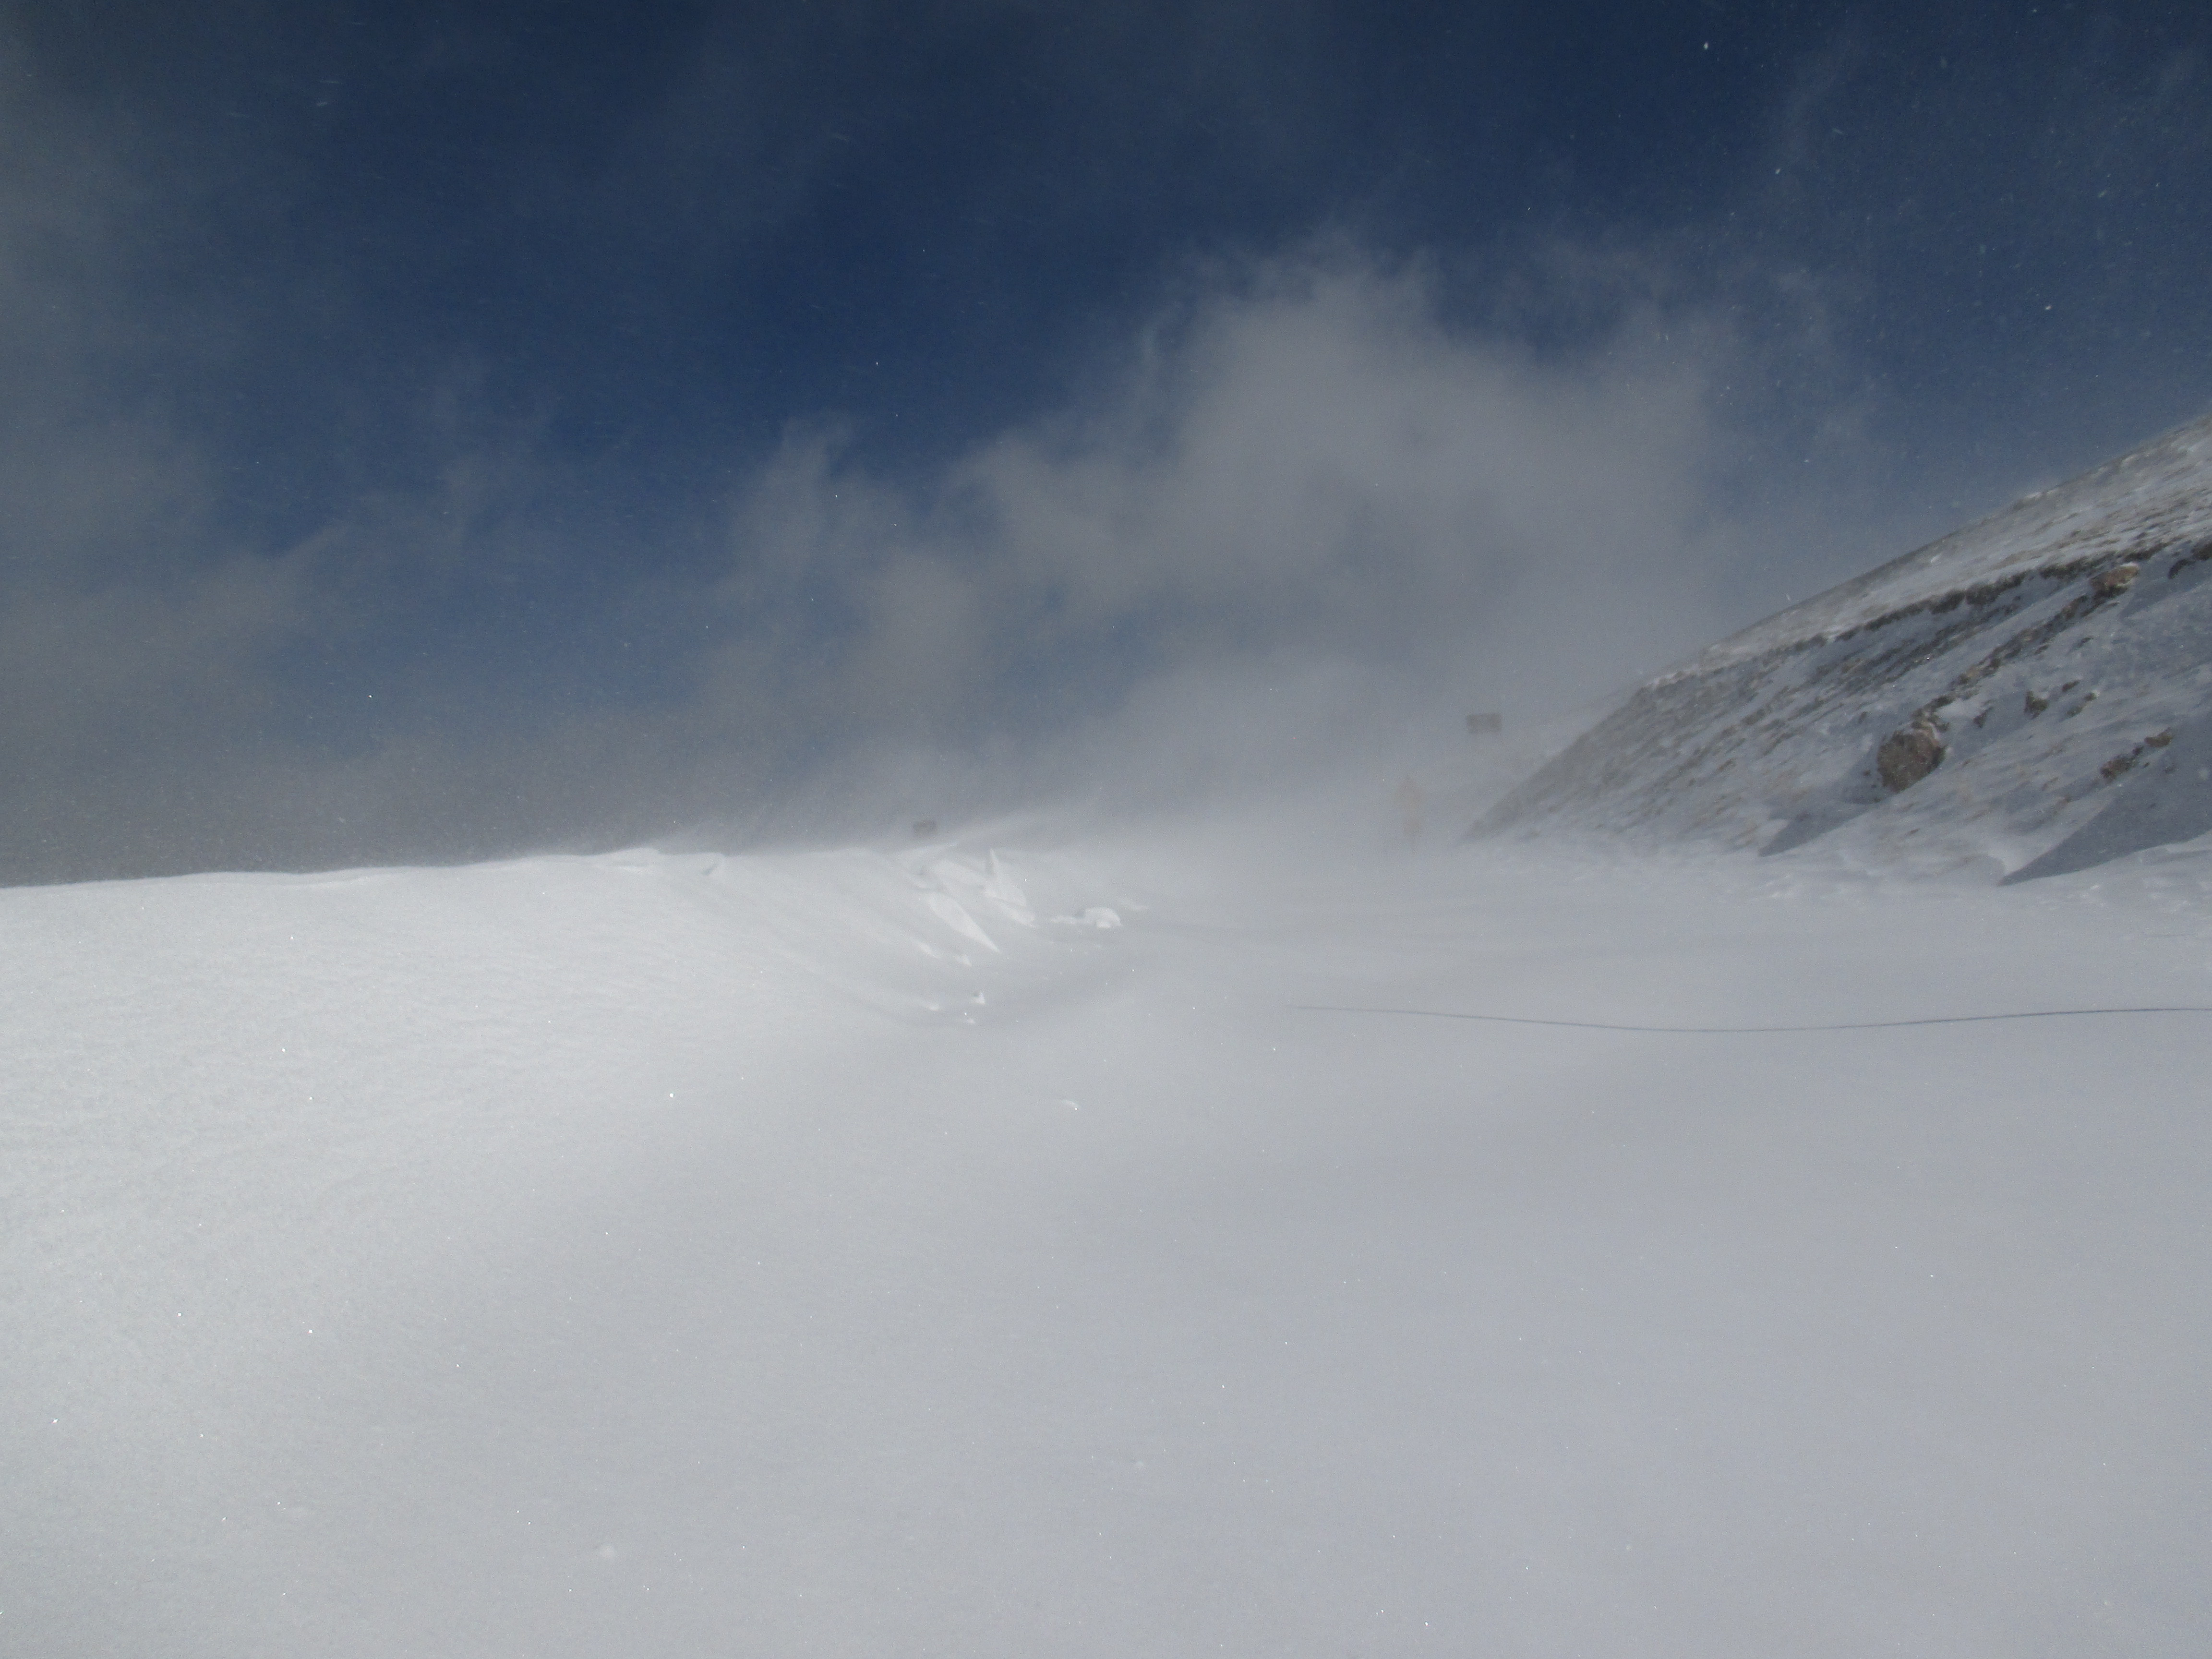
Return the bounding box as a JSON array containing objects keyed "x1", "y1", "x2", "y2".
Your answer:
[
  {"x1": 668, "y1": 247, "x2": 1903, "y2": 844},
  {"x1": 655, "y1": 250, "x2": 1865, "y2": 843},
  {"x1": 2, "y1": 239, "x2": 1878, "y2": 879},
  {"x1": 720, "y1": 258, "x2": 1719, "y2": 729}
]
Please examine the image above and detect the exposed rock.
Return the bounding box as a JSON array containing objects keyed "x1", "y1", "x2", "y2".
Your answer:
[
  {"x1": 2167, "y1": 538, "x2": 2212, "y2": 579},
  {"x1": 2091, "y1": 562, "x2": 2140, "y2": 599},
  {"x1": 2099, "y1": 729, "x2": 2179, "y2": 782},
  {"x1": 1876, "y1": 722, "x2": 1946, "y2": 793}
]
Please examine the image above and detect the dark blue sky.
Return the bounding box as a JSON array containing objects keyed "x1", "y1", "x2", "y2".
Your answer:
[{"x1": 4, "y1": 0, "x2": 2210, "y2": 878}]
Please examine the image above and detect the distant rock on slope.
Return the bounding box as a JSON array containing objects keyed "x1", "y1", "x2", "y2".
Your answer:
[{"x1": 1477, "y1": 411, "x2": 2212, "y2": 878}]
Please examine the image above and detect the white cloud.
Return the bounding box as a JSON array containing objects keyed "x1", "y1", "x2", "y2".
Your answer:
[{"x1": 685, "y1": 248, "x2": 1797, "y2": 831}]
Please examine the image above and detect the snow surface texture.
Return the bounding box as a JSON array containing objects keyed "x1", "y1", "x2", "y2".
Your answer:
[
  {"x1": 7, "y1": 820, "x2": 2211, "y2": 1656},
  {"x1": 1481, "y1": 411, "x2": 2212, "y2": 878}
]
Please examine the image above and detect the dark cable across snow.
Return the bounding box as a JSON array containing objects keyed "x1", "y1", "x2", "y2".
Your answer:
[{"x1": 1297, "y1": 1002, "x2": 2212, "y2": 1034}]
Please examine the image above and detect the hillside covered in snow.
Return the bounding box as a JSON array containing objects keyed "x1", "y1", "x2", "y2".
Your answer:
[{"x1": 1480, "y1": 411, "x2": 2212, "y2": 879}]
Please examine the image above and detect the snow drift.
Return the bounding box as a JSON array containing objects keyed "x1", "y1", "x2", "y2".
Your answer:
[
  {"x1": 1479, "y1": 411, "x2": 2212, "y2": 878},
  {"x1": 7, "y1": 822, "x2": 2212, "y2": 1656}
]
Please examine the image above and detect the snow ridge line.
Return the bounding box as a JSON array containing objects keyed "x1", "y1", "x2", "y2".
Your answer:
[{"x1": 1294, "y1": 1003, "x2": 2212, "y2": 1034}]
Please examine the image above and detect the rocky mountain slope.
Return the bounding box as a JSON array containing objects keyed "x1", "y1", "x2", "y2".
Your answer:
[{"x1": 1479, "y1": 411, "x2": 2212, "y2": 879}]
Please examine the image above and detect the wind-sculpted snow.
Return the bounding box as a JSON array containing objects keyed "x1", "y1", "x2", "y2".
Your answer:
[
  {"x1": 7, "y1": 825, "x2": 2212, "y2": 1655},
  {"x1": 1482, "y1": 411, "x2": 2212, "y2": 877}
]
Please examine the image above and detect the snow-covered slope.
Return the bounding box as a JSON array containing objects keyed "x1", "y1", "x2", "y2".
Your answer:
[
  {"x1": 8, "y1": 823, "x2": 2212, "y2": 1656},
  {"x1": 1480, "y1": 411, "x2": 2212, "y2": 878}
]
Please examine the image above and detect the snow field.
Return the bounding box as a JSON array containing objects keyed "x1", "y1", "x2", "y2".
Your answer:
[{"x1": 5, "y1": 825, "x2": 2211, "y2": 1656}]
